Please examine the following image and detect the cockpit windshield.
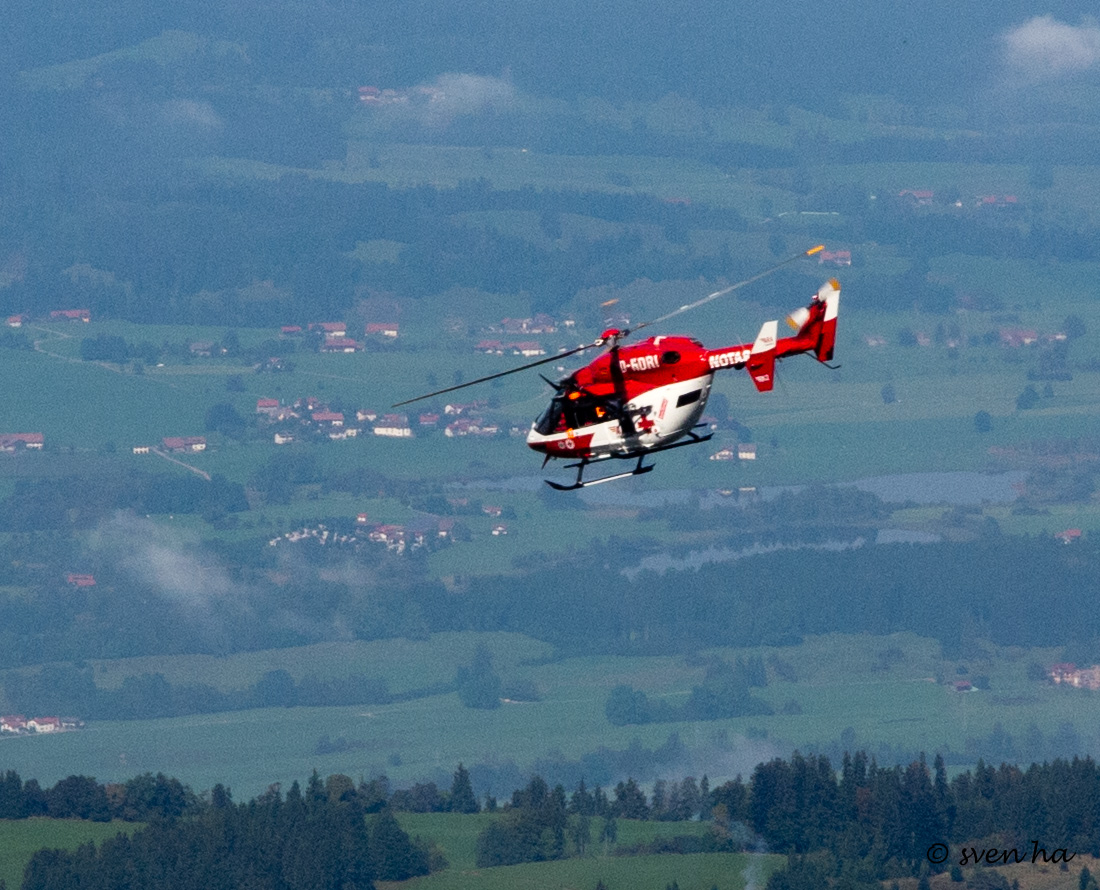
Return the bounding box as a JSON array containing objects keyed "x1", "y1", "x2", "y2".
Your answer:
[{"x1": 534, "y1": 392, "x2": 617, "y2": 435}]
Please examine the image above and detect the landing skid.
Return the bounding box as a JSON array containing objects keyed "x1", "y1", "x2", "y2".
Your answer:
[
  {"x1": 543, "y1": 427, "x2": 714, "y2": 490},
  {"x1": 545, "y1": 456, "x2": 654, "y2": 491}
]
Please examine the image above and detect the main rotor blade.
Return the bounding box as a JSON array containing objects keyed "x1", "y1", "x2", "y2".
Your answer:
[
  {"x1": 392, "y1": 343, "x2": 595, "y2": 407},
  {"x1": 630, "y1": 244, "x2": 824, "y2": 335}
]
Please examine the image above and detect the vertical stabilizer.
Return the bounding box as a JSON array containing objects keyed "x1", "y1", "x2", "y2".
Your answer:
[
  {"x1": 815, "y1": 279, "x2": 840, "y2": 362},
  {"x1": 747, "y1": 319, "x2": 778, "y2": 392}
]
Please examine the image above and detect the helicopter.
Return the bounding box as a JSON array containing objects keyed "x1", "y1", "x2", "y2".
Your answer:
[{"x1": 395, "y1": 246, "x2": 840, "y2": 490}]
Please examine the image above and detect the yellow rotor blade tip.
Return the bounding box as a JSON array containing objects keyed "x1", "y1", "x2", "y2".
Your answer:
[{"x1": 807, "y1": 244, "x2": 825, "y2": 256}]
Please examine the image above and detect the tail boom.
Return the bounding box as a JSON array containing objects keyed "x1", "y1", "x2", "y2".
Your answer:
[{"x1": 704, "y1": 278, "x2": 840, "y2": 390}]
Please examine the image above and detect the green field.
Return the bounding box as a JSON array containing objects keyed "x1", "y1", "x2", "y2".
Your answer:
[
  {"x1": 0, "y1": 631, "x2": 1092, "y2": 800},
  {"x1": 377, "y1": 852, "x2": 778, "y2": 890},
  {"x1": 0, "y1": 818, "x2": 138, "y2": 888},
  {"x1": 392, "y1": 811, "x2": 714, "y2": 873},
  {"x1": 0, "y1": 812, "x2": 774, "y2": 890}
]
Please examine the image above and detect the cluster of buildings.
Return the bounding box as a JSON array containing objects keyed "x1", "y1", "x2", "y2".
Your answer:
[
  {"x1": 132, "y1": 437, "x2": 207, "y2": 455},
  {"x1": 257, "y1": 398, "x2": 507, "y2": 443},
  {"x1": 357, "y1": 84, "x2": 446, "y2": 106},
  {"x1": 277, "y1": 321, "x2": 399, "y2": 354},
  {"x1": 860, "y1": 327, "x2": 1067, "y2": 351},
  {"x1": 897, "y1": 189, "x2": 1021, "y2": 210},
  {"x1": 268, "y1": 515, "x2": 462, "y2": 555},
  {"x1": 1049, "y1": 663, "x2": 1100, "y2": 690},
  {"x1": 1, "y1": 715, "x2": 82, "y2": 735},
  {"x1": 6, "y1": 308, "x2": 90, "y2": 327},
  {"x1": 710, "y1": 444, "x2": 757, "y2": 461}
]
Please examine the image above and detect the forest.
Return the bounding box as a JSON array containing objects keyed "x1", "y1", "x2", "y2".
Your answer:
[{"x1": 11, "y1": 750, "x2": 1100, "y2": 890}]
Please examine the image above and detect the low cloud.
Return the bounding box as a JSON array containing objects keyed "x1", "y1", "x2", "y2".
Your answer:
[
  {"x1": 1001, "y1": 16, "x2": 1100, "y2": 79},
  {"x1": 90, "y1": 512, "x2": 239, "y2": 617},
  {"x1": 370, "y1": 73, "x2": 517, "y2": 128}
]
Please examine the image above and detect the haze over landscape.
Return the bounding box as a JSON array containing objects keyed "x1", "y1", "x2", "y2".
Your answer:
[{"x1": 4, "y1": 3, "x2": 1100, "y2": 888}]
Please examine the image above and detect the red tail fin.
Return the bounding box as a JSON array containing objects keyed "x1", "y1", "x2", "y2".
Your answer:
[{"x1": 746, "y1": 320, "x2": 777, "y2": 392}]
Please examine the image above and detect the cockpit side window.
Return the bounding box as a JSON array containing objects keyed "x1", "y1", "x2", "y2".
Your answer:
[{"x1": 534, "y1": 393, "x2": 617, "y2": 434}]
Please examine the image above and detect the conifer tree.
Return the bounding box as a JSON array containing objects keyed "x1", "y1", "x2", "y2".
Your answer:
[{"x1": 449, "y1": 763, "x2": 479, "y2": 813}]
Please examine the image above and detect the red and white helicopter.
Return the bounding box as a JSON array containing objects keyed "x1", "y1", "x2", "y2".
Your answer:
[{"x1": 396, "y1": 246, "x2": 840, "y2": 489}]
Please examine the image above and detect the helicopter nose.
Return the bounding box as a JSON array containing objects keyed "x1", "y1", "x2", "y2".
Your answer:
[{"x1": 525, "y1": 427, "x2": 548, "y2": 453}]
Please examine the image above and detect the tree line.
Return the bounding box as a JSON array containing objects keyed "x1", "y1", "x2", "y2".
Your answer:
[
  {"x1": 19, "y1": 774, "x2": 434, "y2": 890},
  {"x1": 12, "y1": 752, "x2": 1100, "y2": 889},
  {"x1": 4, "y1": 530, "x2": 1100, "y2": 678},
  {"x1": 605, "y1": 655, "x2": 771, "y2": 725},
  {"x1": 1, "y1": 664, "x2": 401, "y2": 722}
]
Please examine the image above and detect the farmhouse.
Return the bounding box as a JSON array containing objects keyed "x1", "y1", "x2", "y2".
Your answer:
[
  {"x1": 818, "y1": 249, "x2": 851, "y2": 266},
  {"x1": 132, "y1": 445, "x2": 150, "y2": 454},
  {"x1": 977, "y1": 194, "x2": 1019, "y2": 208},
  {"x1": 311, "y1": 411, "x2": 345, "y2": 427},
  {"x1": 310, "y1": 322, "x2": 346, "y2": 336},
  {"x1": 365, "y1": 322, "x2": 399, "y2": 338},
  {"x1": 374, "y1": 414, "x2": 412, "y2": 437},
  {"x1": 1056, "y1": 528, "x2": 1082, "y2": 544},
  {"x1": 445, "y1": 418, "x2": 498, "y2": 437},
  {"x1": 0, "y1": 432, "x2": 44, "y2": 451},
  {"x1": 738, "y1": 444, "x2": 757, "y2": 460},
  {"x1": 50, "y1": 308, "x2": 91, "y2": 322},
  {"x1": 444, "y1": 401, "x2": 485, "y2": 416},
  {"x1": 6, "y1": 315, "x2": 24, "y2": 327},
  {"x1": 256, "y1": 398, "x2": 281, "y2": 416},
  {"x1": 510, "y1": 341, "x2": 545, "y2": 357},
  {"x1": 66, "y1": 574, "x2": 96, "y2": 587},
  {"x1": 1050, "y1": 663, "x2": 1100, "y2": 690},
  {"x1": 274, "y1": 432, "x2": 294, "y2": 445},
  {"x1": 320, "y1": 337, "x2": 362, "y2": 353},
  {"x1": 710, "y1": 448, "x2": 735, "y2": 461},
  {"x1": 1000, "y1": 328, "x2": 1038, "y2": 347},
  {"x1": 162, "y1": 436, "x2": 206, "y2": 453},
  {"x1": 281, "y1": 325, "x2": 302, "y2": 335},
  {"x1": 898, "y1": 189, "x2": 934, "y2": 206}
]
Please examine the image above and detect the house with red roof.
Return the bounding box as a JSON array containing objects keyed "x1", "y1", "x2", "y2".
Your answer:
[
  {"x1": 310, "y1": 322, "x2": 346, "y2": 336},
  {"x1": 899, "y1": 189, "x2": 934, "y2": 205},
  {"x1": 50, "y1": 308, "x2": 90, "y2": 322},
  {"x1": 818, "y1": 249, "x2": 851, "y2": 266},
  {"x1": 320, "y1": 337, "x2": 361, "y2": 353},
  {"x1": 0, "y1": 432, "x2": 43, "y2": 451},
  {"x1": 311, "y1": 411, "x2": 345, "y2": 427},
  {"x1": 374, "y1": 414, "x2": 412, "y2": 437},
  {"x1": 162, "y1": 436, "x2": 206, "y2": 452}
]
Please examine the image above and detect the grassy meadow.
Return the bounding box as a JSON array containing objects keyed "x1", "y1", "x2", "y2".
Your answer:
[
  {"x1": 1, "y1": 631, "x2": 1093, "y2": 800},
  {"x1": 377, "y1": 852, "x2": 775, "y2": 890},
  {"x1": 0, "y1": 818, "x2": 138, "y2": 888}
]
